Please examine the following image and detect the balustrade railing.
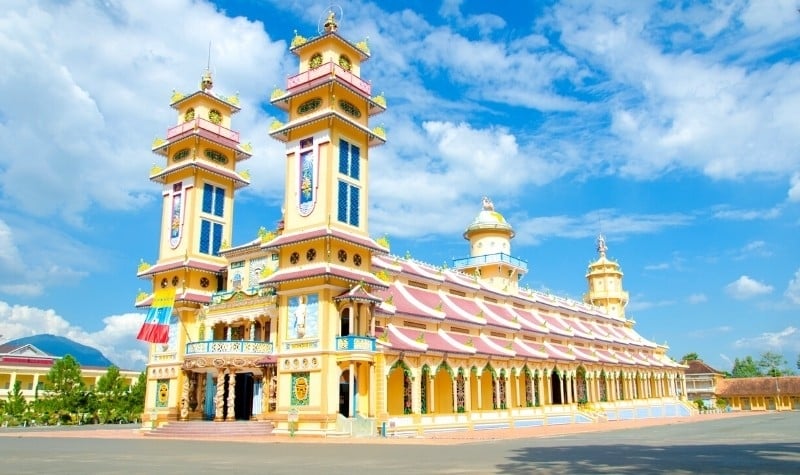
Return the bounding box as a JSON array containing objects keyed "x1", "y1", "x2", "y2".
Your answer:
[
  {"x1": 185, "y1": 340, "x2": 274, "y2": 355},
  {"x1": 335, "y1": 335, "x2": 376, "y2": 352},
  {"x1": 166, "y1": 118, "x2": 240, "y2": 142},
  {"x1": 452, "y1": 253, "x2": 528, "y2": 271}
]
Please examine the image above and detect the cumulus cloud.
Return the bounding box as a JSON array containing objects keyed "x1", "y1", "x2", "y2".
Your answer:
[
  {"x1": 725, "y1": 275, "x2": 774, "y2": 300},
  {"x1": 785, "y1": 268, "x2": 800, "y2": 305},
  {"x1": 687, "y1": 293, "x2": 708, "y2": 304},
  {"x1": 789, "y1": 173, "x2": 800, "y2": 202},
  {"x1": 0, "y1": 301, "x2": 148, "y2": 370},
  {"x1": 734, "y1": 326, "x2": 800, "y2": 352}
]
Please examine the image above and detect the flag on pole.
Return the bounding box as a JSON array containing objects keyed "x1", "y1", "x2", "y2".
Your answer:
[{"x1": 136, "y1": 287, "x2": 176, "y2": 344}]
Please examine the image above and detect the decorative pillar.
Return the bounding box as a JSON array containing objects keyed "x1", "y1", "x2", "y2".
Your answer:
[
  {"x1": 252, "y1": 375, "x2": 263, "y2": 418},
  {"x1": 180, "y1": 371, "x2": 190, "y2": 421},
  {"x1": 250, "y1": 322, "x2": 256, "y2": 341},
  {"x1": 558, "y1": 374, "x2": 565, "y2": 405},
  {"x1": 514, "y1": 371, "x2": 521, "y2": 408},
  {"x1": 429, "y1": 373, "x2": 436, "y2": 413},
  {"x1": 348, "y1": 362, "x2": 355, "y2": 417},
  {"x1": 227, "y1": 371, "x2": 236, "y2": 421},
  {"x1": 369, "y1": 362, "x2": 376, "y2": 417},
  {"x1": 476, "y1": 374, "x2": 482, "y2": 410},
  {"x1": 214, "y1": 371, "x2": 226, "y2": 421},
  {"x1": 465, "y1": 374, "x2": 472, "y2": 412},
  {"x1": 452, "y1": 375, "x2": 458, "y2": 412}
]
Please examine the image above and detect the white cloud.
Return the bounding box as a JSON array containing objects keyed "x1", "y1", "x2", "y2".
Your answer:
[
  {"x1": 688, "y1": 326, "x2": 731, "y2": 338},
  {"x1": 0, "y1": 0, "x2": 286, "y2": 223},
  {"x1": 688, "y1": 293, "x2": 708, "y2": 304},
  {"x1": 733, "y1": 326, "x2": 800, "y2": 352},
  {"x1": 785, "y1": 268, "x2": 800, "y2": 305},
  {"x1": 789, "y1": 173, "x2": 800, "y2": 202},
  {"x1": 0, "y1": 301, "x2": 147, "y2": 370},
  {"x1": 712, "y1": 206, "x2": 782, "y2": 221},
  {"x1": 725, "y1": 275, "x2": 774, "y2": 300},
  {"x1": 644, "y1": 263, "x2": 670, "y2": 271}
]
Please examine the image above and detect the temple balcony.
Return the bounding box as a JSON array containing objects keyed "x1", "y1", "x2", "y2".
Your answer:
[
  {"x1": 452, "y1": 253, "x2": 529, "y2": 272},
  {"x1": 336, "y1": 335, "x2": 377, "y2": 352},
  {"x1": 165, "y1": 117, "x2": 240, "y2": 143},
  {"x1": 185, "y1": 340, "x2": 274, "y2": 356},
  {"x1": 285, "y1": 62, "x2": 371, "y2": 97}
]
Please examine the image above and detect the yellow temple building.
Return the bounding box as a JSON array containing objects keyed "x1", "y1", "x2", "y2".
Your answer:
[{"x1": 135, "y1": 13, "x2": 690, "y2": 436}]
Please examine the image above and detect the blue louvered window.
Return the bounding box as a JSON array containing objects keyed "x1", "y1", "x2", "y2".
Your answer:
[
  {"x1": 337, "y1": 180, "x2": 360, "y2": 227},
  {"x1": 338, "y1": 139, "x2": 360, "y2": 180},
  {"x1": 202, "y1": 183, "x2": 225, "y2": 217},
  {"x1": 199, "y1": 219, "x2": 224, "y2": 255}
]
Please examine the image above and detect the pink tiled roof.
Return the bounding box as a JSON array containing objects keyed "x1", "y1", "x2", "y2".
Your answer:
[
  {"x1": 610, "y1": 350, "x2": 636, "y2": 365},
  {"x1": 261, "y1": 227, "x2": 389, "y2": 253},
  {"x1": 543, "y1": 341, "x2": 576, "y2": 361},
  {"x1": 137, "y1": 258, "x2": 225, "y2": 277},
  {"x1": 150, "y1": 160, "x2": 250, "y2": 188},
  {"x1": 588, "y1": 321, "x2": 616, "y2": 343},
  {"x1": 442, "y1": 269, "x2": 480, "y2": 290},
  {"x1": 391, "y1": 283, "x2": 446, "y2": 320},
  {"x1": 563, "y1": 316, "x2": 595, "y2": 340},
  {"x1": 439, "y1": 292, "x2": 487, "y2": 325},
  {"x1": 539, "y1": 313, "x2": 573, "y2": 337},
  {"x1": 383, "y1": 324, "x2": 427, "y2": 352},
  {"x1": 334, "y1": 284, "x2": 383, "y2": 303},
  {"x1": 477, "y1": 301, "x2": 520, "y2": 330},
  {"x1": 593, "y1": 348, "x2": 619, "y2": 364},
  {"x1": 398, "y1": 260, "x2": 445, "y2": 282},
  {"x1": 512, "y1": 339, "x2": 549, "y2": 360},
  {"x1": 569, "y1": 345, "x2": 599, "y2": 363}
]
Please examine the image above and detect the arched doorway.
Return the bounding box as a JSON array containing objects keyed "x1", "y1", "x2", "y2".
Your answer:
[
  {"x1": 234, "y1": 372, "x2": 254, "y2": 420},
  {"x1": 386, "y1": 360, "x2": 412, "y2": 415},
  {"x1": 340, "y1": 308, "x2": 351, "y2": 337},
  {"x1": 339, "y1": 369, "x2": 357, "y2": 417},
  {"x1": 551, "y1": 368, "x2": 563, "y2": 405}
]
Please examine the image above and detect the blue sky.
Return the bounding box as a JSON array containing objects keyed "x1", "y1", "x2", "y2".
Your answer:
[{"x1": 1, "y1": 0, "x2": 799, "y2": 372}]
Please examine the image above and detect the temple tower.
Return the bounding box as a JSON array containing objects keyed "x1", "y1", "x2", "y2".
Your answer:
[
  {"x1": 453, "y1": 197, "x2": 528, "y2": 293},
  {"x1": 263, "y1": 11, "x2": 389, "y2": 431},
  {"x1": 136, "y1": 71, "x2": 252, "y2": 424},
  {"x1": 584, "y1": 235, "x2": 629, "y2": 318}
]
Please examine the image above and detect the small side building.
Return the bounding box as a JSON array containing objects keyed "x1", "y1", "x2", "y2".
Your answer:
[
  {"x1": 684, "y1": 360, "x2": 725, "y2": 408},
  {"x1": 716, "y1": 377, "x2": 800, "y2": 411}
]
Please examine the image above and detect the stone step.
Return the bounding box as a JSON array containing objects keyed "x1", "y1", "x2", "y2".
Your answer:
[{"x1": 145, "y1": 421, "x2": 274, "y2": 438}]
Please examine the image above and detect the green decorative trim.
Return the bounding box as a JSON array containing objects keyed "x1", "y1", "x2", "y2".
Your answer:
[
  {"x1": 137, "y1": 259, "x2": 151, "y2": 272},
  {"x1": 184, "y1": 108, "x2": 195, "y2": 122},
  {"x1": 465, "y1": 337, "x2": 474, "y2": 347},
  {"x1": 338, "y1": 99, "x2": 361, "y2": 118},
  {"x1": 384, "y1": 294, "x2": 393, "y2": 305},
  {"x1": 226, "y1": 93, "x2": 239, "y2": 106},
  {"x1": 372, "y1": 93, "x2": 386, "y2": 108},
  {"x1": 378, "y1": 332, "x2": 389, "y2": 342},
  {"x1": 376, "y1": 235, "x2": 390, "y2": 249},
  {"x1": 170, "y1": 90, "x2": 185, "y2": 103},
  {"x1": 219, "y1": 239, "x2": 231, "y2": 250},
  {"x1": 309, "y1": 53, "x2": 323, "y2": 69},
  {"x1": 372, "y1": 126, "x2": 386, "y2": 139},
  {"x1": 152, "y1": 137, "x2": 166, "y2": 148},
  {"x1": 435, "y1": 301, "x2": 443, "y2": 312},
  {"x1": 415, "y1": 332, "x2": 425, "y2": 343},
  {"x1": 260, "y1": 267, "x2": 274, "y2": 278},
  {"x1": 290, "y1": 30, "x2": 307, "y2": 48},
  {"x1": 271, "y1": 87, "x2": 285, "y2": 100},
  {"x1": 297, "y1": 97, "x2": 322, "y2": 115},
  {"x1": 135, "y1": 291, "x2": 148, "y2": 303},
  {"x1": 258, "y1": 226, "x2": 276, "y2": 243},
  {"x1": 375, "y1": 269, "x2": 390, "y2": 282},
  {"x1": 172, "y1": 148, "x2": 190, "y2": 162},
  {"x1": 150, "y1": 164, "x2": 163, "y2": 175},
  {"x1": 204, "y1": 149, "x2": 229, "y2": 165},
  {"x1": 208, "y1": 109, "x2": 222, "y2": 125},
  {"x1": 355, "y1": 38, "x2": 370, "y2": 55},
  {"x1": 338, "y1": 54, "x2": 351, "y2": 71},
  {"x1": 239, "y1": 169, "x2": 250, "y2": 180},
  {"x1": 270, "y1": 119, "x2": 284, "y2": 131},
  {"x1": 240, "y1": 142, "x2": 253, "y2": 153}
]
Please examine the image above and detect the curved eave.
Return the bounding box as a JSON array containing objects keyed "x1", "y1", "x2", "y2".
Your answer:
[
  {"x1": 149, "y1": 160, "x2": 250, "y2": 189},
  {"x1": 269, "y1": 111, "x2": 386, "y2": 147},
  {"x1": 170, "y1": 90, "x2": 241, "y2": 113},
  {"x1": 271, "y1": 81, "x2": 386, "y2": 116},
  {"x1": 290, "y1": 32, "x2": 370, "y2": 61}
]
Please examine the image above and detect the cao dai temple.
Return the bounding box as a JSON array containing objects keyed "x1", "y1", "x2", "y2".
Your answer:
[{"x1": 135, "y1": 13, "x2": 690, "y2": 436}]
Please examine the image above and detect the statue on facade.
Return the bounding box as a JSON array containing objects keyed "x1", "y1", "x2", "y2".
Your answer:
[
  {"x1": 180, "y1": 376, "x2": 190, "y2": 420},
  {"x1": 597, "y1": 234, "x2": 607, "y2": 257}
]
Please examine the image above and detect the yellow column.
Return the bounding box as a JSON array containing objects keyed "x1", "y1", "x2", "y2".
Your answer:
[
  {"x1": 429, "y1": 373, "x2": 435, "y2": 413},
  {"x1": 369, "y1": 362, "x2": 376, "y2": 417},
  {"x1": 476, "y1": 374, "x2": 482, "y2": 410},
  {"x1": 465, "y1": 374, "x2": 472, "y2": 412},
  {"x1": 514, "y1": 372, "x2": 520, "y2": 408},
  {"x1": 348, "y1": 362, "x2": 355, "y2": 417},
  {"x1": 452, "y1": 376, "x2": 457, "y2": 412}
]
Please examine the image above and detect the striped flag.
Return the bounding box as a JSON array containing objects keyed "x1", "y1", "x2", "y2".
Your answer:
[{"x1": 136, "y1": 287, "x2": 176, "y2": 344}]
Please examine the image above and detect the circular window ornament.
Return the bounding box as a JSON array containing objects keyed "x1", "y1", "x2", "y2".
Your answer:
[
  {"x1": 306, "y1": 248, "x2": 317, "y2": 262},
  {"x1": 290, "y1": 252, "x2": 300, "y2": 264},
  {"x1": 337, "y1": 249, "x2": 348, "y2": 263},
  {"x1": 172, "y1": 276, "x2": 179, "y2": 287},
  {"x1": 353, "y1": 254, "x2": 362, "y2": 267},
  {"x1": 160, "y1": 278, "x2": 168, "y2": 288},
  {"x1": 200, "y1": 277, "x2": 210, "y2": 288}
]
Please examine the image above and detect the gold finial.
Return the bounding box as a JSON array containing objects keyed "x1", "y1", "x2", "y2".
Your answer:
[
  {"x1": 596, "y1": 234, "x2": 607, "y2": 258},
  {"x1": 324, "y1": 10, "x2": 338, "y2": 32},
  {"x1": 200, "y1": 69, "x2": 213, "y2": 92}
]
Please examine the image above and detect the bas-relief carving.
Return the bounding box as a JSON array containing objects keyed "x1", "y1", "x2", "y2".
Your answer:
[
  {"x1": 180, "y1": 375, "x2": 190, "y2": 419},
  {"x1": 182, "y1": 356, "x2": 262, "y2": 370},
  {"x1": 215, "y1": 372, "x2": 226, "y2": 418},
  {"x1": 227, "y1": 373, "x2": 237, "y2": 420}
]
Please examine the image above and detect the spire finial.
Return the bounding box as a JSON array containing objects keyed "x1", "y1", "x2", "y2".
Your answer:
[
  {"x1": 481, "y1": 196, "x2": 494, "y2": 211},
  {"x1": 596, "y1": 234, "x2": 607, "y2": 257},
  {"x1": 201, "y1": 42, "x2": 213, "y2": 92}
]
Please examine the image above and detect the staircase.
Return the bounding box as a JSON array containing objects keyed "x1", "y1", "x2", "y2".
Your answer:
[{"x1": 144, "y1": 420, "x2": 274, "y2": 439}]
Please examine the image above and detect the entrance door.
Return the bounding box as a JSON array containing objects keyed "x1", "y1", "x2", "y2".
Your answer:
[
  {"x1": 204, "y1": 374, "x2": 217, "y2": 420},
  {"x1": 339, "y1": 370, "x2": 358, "y2": 417},
  {"x1": 235, "y1": 373, "x2": 254, "y2": 420},
  {"x1": 551, "y1": 371, "x2": 563, "y2": 405}
]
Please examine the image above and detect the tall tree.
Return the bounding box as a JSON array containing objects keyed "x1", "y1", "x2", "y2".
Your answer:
[
  {"x1": 681, "y1": 352, "x2": 700, "y2": 362},
  {"x1": 45, "y1": 354, "x2": 87, "y2": 419},
  {"x1": 731, "y1": 356, "x2": 761, "y2": 378},
  {"x1": 95, "y1": 366, "x2": 126, "y2": 423},
  {"x1": 5, "y1": 380, "x2": 27, "y2": 418},
  {"x1": 758, "y1": 351, "x2": 787, "y2": 377}
]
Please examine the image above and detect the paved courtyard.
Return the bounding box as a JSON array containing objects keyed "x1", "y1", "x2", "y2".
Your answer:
[{"x1": 1, "y1": 412, "x2": 798, "y2": 474}]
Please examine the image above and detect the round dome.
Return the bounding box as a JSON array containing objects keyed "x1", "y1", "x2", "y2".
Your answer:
[{"x1": 464, "y1": 197, "x2": 514, "y2": 238}]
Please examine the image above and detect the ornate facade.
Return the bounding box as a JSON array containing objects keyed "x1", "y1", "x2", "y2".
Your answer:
[{"x1": 136, "y1": 12, "x2": 689, "y2": 435}]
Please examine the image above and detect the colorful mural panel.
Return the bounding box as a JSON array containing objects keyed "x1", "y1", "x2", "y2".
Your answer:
[
  {"x1": 288, "y1": 293, "x2": 318, "y2": 339},
  {"x1": 291, "y1": 372, "x2": 310, "y2": 406}
]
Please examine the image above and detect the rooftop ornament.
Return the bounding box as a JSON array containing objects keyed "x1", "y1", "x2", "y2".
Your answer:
[
  {"x1": 356, "y1": 37, "x2": 370, "y2": 55},
  {"x1": 291, "y1": 30, "x2": 308, "y2": 48},
  {"x1": 171, "y1": 89, "x2": 185, "y2": 103}
]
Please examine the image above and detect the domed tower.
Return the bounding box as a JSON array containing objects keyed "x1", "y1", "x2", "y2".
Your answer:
[
  {"x1": 584, "y1": 235, "x2": 629, "y2": 318},
  {"x1": 453, "y1": 197, "x2": 527, "y2": 293}
]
